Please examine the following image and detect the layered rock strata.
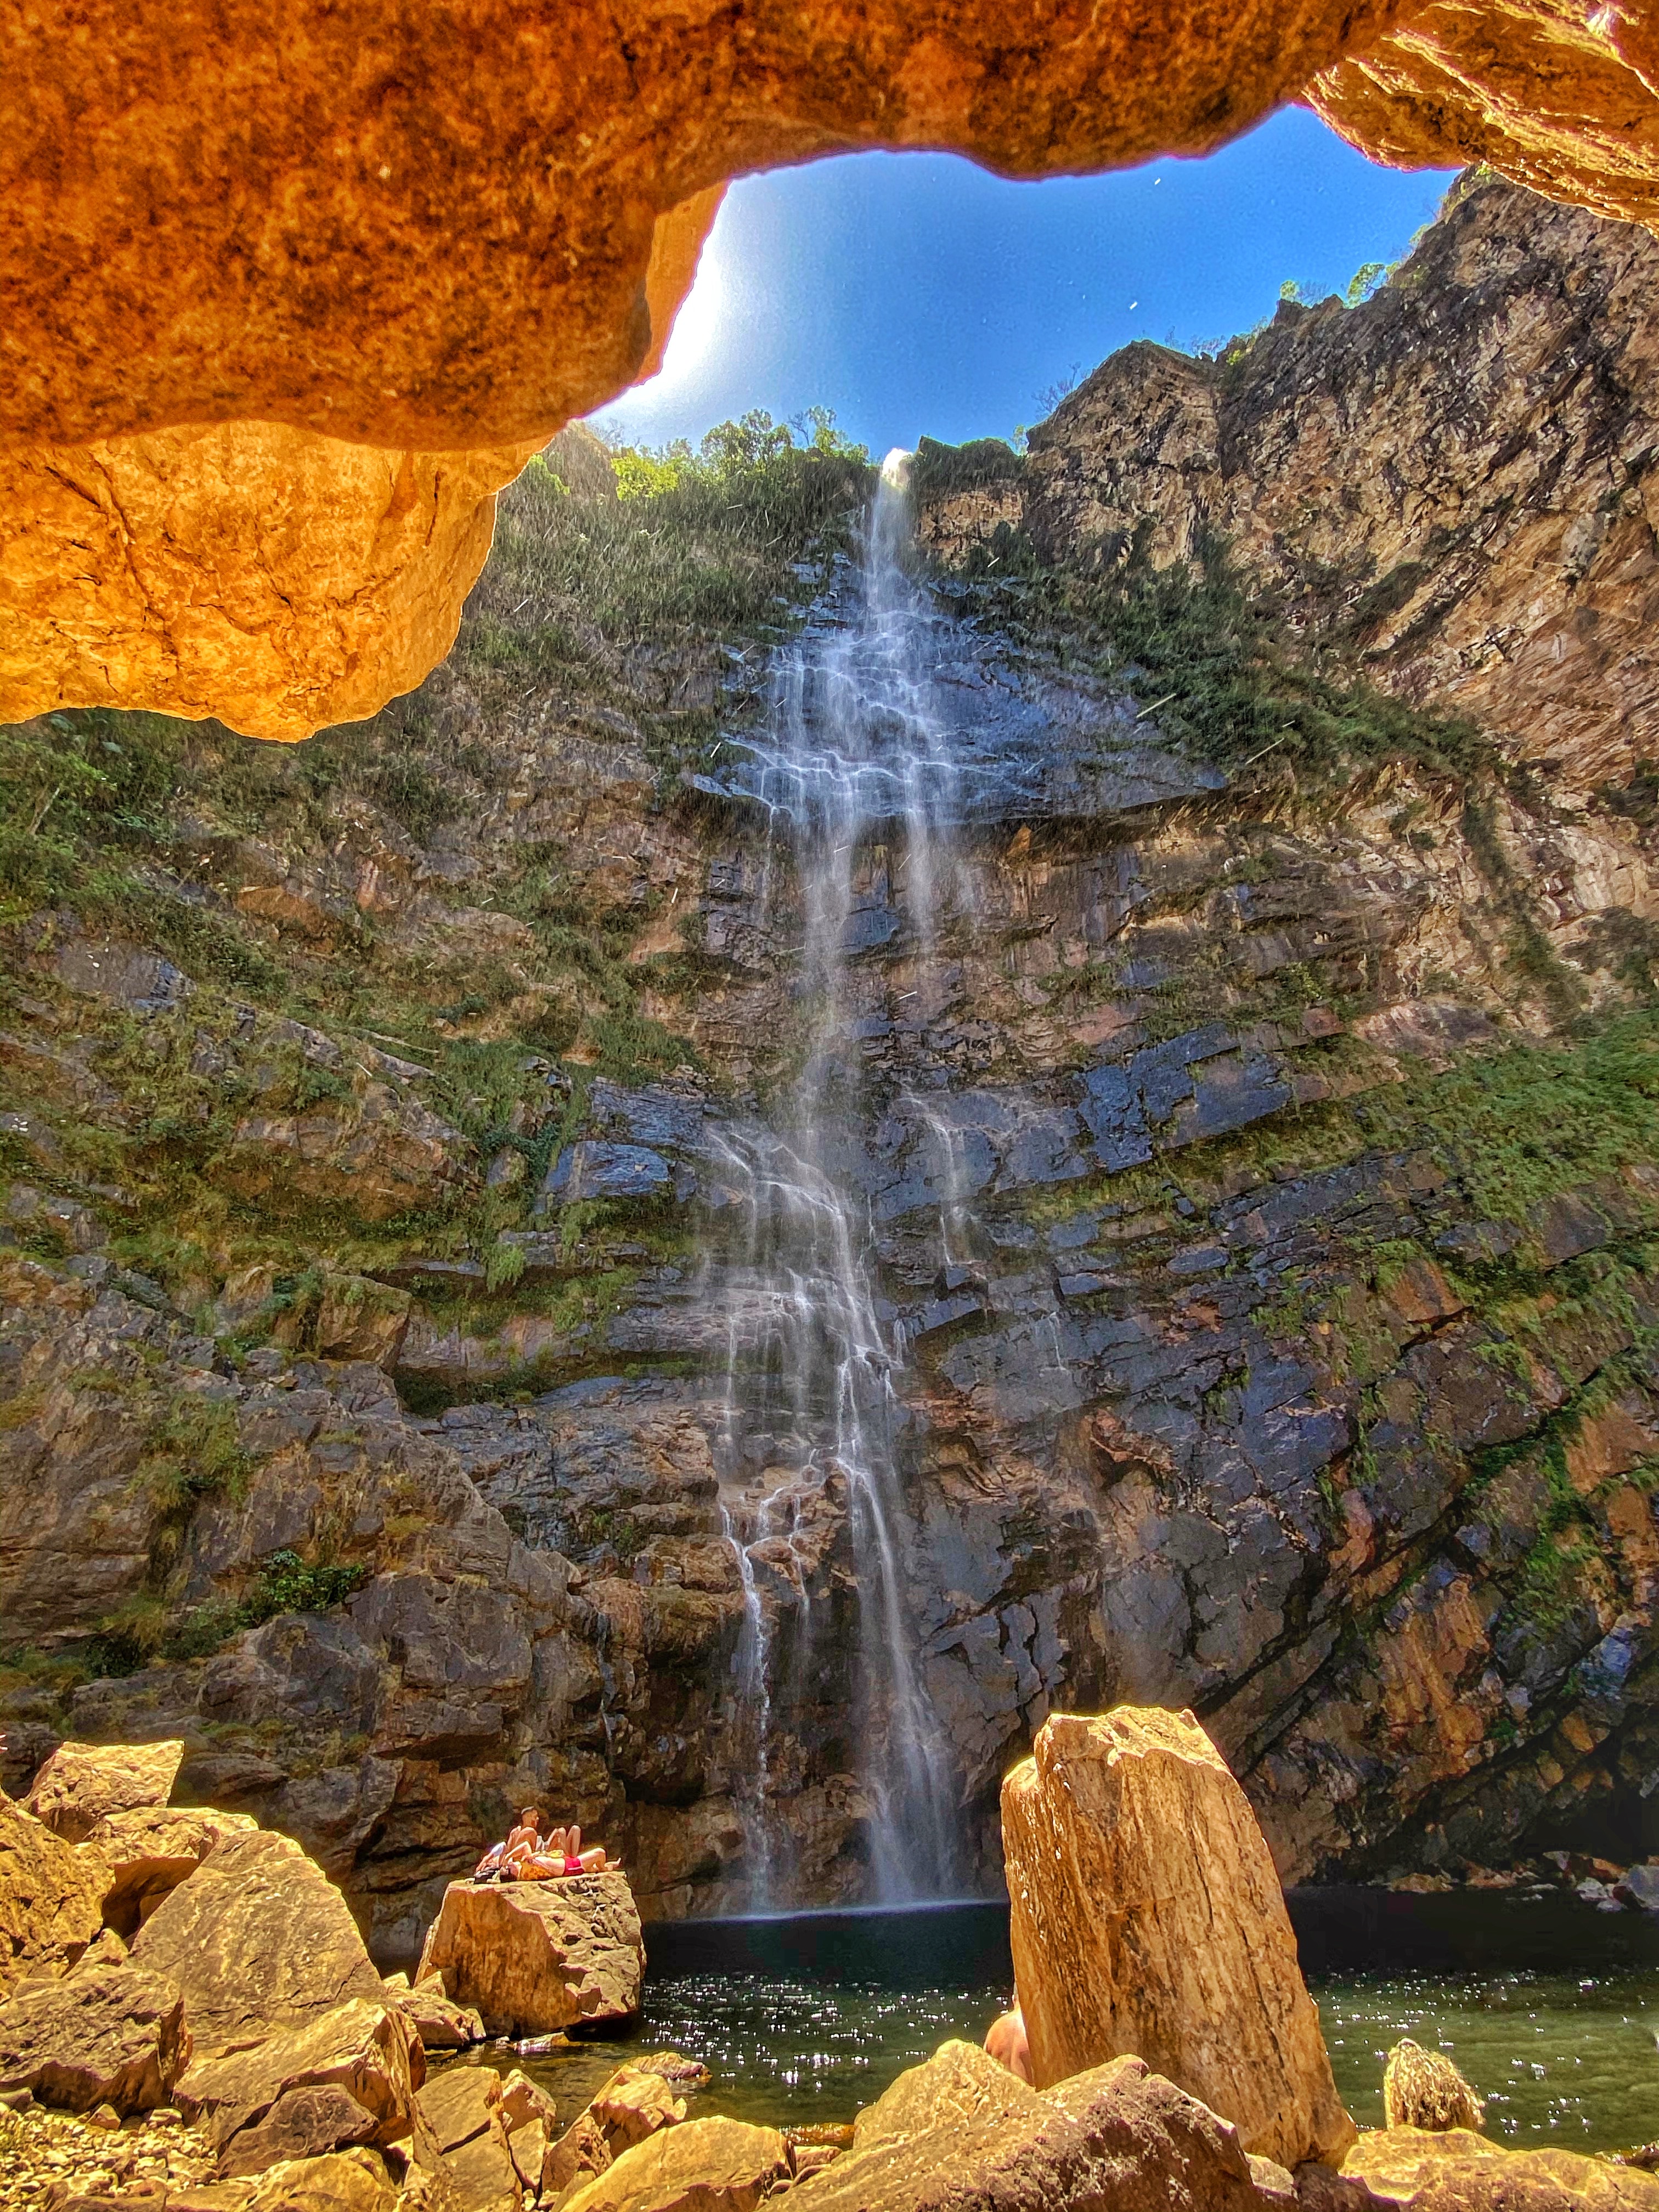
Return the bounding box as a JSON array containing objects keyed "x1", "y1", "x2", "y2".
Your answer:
[
  {"x1": 7, "y1": 178, "x2": 1659, "y2": 1923},
  {"x1": 930, "y1": 175, "x2": 1659, "y2": 785}
]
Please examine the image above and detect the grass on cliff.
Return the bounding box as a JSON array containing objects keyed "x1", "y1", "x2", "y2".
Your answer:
[
  {"x1": 465, "y1": 409, "x2": 871, "y2": 710},
  {"x1": 948, "y1": 522, "x2": 1491, "y2": 789}
]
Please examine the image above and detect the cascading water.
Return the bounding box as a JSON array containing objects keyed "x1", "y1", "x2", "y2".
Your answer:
[{"x1": 712, "y1": 451, "x2": 967, "y2": 1906}]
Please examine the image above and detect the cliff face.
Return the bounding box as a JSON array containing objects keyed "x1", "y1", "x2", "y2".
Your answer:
[
  {"x1": 928, "y1": 176, "x2": 1659, "y2": 788},
  {"x1": 7, "y1": 182, "x2": 1659, "y2": 1946}
]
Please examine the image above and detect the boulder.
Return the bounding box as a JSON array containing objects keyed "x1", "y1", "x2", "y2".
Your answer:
[
  {"x1": 415, "y1": 2065, "x2": 521, "y2": 2209},
  {"x1": 539, "y1": 2056, "x2": 687, "y2": 2202},
  {"x1": 443, "y1": 2123, "x2": 524, "y2": 2212},
  {"x1": 1616, "y1": 1863, "x2": 1659, "y2": 1911},
  {"x1": 560, "y1": 2116, "x2": 788, "y2": 2212},
  {"x1": 25, "y1": 1741, "x2": 185, "y2": 1842},
  {"x1": 0, "y1": 1951, "x2": 189, "y2": 2112},
  {"x1": 1343, "y1": 2127, "x2": 1659, "y2": 2209},
  {"x1": 89, "y1": 1807, "x2": 261, "y2": 1938},
  {"x1": 175, "y1": 1996, "x2": 422, "y2": 2156},
  {"x1": 131, "y1": 1830, "x2": 385, "y2": 2055},
  {"x1": 791, "y1": 2041, "x2": 1271, "y2": 2212},
  {"x1": 0, "y1": 1793, "x2": 109, "y2": 1997},
  {"x1": 1381, "y1": 2042, "x2": 1483, "y2": 2132},
  {"x1": 1002, "y1": 1706, "x2": 1355, "y2": 2169},
  {"x1": 217, "y1": 2084, "x2": 382, "y2": 2177},
  {"x1": 498, "y1": 2067, "x2": 558, "y2": 2137},
  {"x1": 416, "y1": 1874, "x2": 643, "y2": 2036},
  {"x1": 417, "y1": 2063, "x2": 503, "y2": 2154},
  {"x1": 390, "y1": 1974, "x2": 486, "y2": 2051},
  {"x1": 243, "y1": 2146, "x2": 398, "y2": 2211},
  {"x1": 589, "y1": 2064, "x2": 687, "y2": 2153}
]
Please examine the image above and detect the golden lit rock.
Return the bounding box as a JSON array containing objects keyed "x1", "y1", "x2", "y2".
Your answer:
[{"x1": 1001, "y1": 1706, "x2": 1355, "y2": 2170}]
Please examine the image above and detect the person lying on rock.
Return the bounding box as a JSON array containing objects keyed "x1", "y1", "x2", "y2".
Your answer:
[
  {"x1": 503, "y1": 1819, "x2": 619, "y2": 1880},
  {"x1": 984, "y1": 2001, "x2": 1031, "y2": 2083},
  {"x1": 510, "y1": 1821, "x2": 572, "y2": 1881},
  {"x1": 566, "y1": 1822, "x2": 617, "y2": 1874},
  {"x1": 476, "y1": 1806, "x2": 548, "y2": 1880}
]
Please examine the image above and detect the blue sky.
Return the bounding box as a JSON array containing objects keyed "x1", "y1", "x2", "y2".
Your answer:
[{"x1": 596, "y1": 108, "x2": 1456, "y2": 460}]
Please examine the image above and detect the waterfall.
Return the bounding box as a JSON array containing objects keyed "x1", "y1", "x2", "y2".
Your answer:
[{"x1": 713, "y1": 450, "x2": 964, "y2": 1905}]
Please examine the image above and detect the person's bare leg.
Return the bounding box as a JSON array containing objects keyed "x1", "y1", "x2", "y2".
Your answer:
[{"x1": 985, "y1": 2005, "x2": 1031, "y2": 2083}]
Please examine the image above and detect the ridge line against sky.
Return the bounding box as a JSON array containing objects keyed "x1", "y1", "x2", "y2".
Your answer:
[{"x1": 595, "y1": 108, "x2": 1456, "y2": 460}]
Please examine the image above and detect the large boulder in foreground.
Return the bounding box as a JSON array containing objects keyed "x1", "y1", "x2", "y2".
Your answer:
[
  {"x1": 417, "y1": 1872, "x2": 644, "y2": 2036},
  {"x1": 131, "y1": 1827, "x2": 384, "y2": 2055},
  {"x1": 25, "y1": 1739, "x2": 184, "y2": 1841},
  {"x1": 0, "y1": 1943, "x2": 190, "y2": 2111},
  {"x1": 0, "y1": 1792, "x2": 108, "y2": 1996},
  {"x1": 1002, "y1": 1706, "x2": 1354, "y2": 2170},
  {"x1": 562, "y1": 2115, "x2": 788, "y2": 2212},
  {"x1": 1343, "y1": 2126, "x2": 1659, "y2": 2209},
  {"x1": 89, "y1": 1804, "x2": 260, "y2": 1938},
  {"x1": 792, "y1": 2039, "x2": 1268, "y2": 2212},
  {"x1": 175, "y1": 1993, "x2": 422, "y2": 2158}
]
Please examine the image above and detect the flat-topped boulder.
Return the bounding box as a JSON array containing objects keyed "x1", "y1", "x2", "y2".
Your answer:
[
  {"x1": 25, "y1": 1740, "x2": 185, "y2": 1842},
  {"x1": 417, "y1": 1871, "x2": 644, "y2": 2037},
  {"x1": 1002, "y1": 1706, "x2": 1354, "y2": 2170}
]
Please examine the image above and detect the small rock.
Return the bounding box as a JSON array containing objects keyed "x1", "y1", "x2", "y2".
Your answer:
[
  {"x1": 1616, "y1": 1864, "x2": 1659, "y2": 1912},
  {"x1": 87, "y1": 2105, "x2": 122, "y2": 2130}
]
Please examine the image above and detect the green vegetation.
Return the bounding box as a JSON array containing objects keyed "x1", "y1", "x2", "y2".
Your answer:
[
  {"x1": 951, "y1": 526, "x2": 1490, "y2": 788},
  {"x1": 478, "y1": 408, "x2": 870, "y2": 706}
]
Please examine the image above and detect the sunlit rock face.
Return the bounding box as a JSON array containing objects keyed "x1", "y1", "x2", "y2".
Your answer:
[
  {"x1": 934, "y1": 176, "x2": 1659, "y2": 788},
  {"x1": 1310, "y1": 0, "x2": 1659, "y2": 235},
  {"x1": 8, "y1": 180, "x2": 1659, "y2": 1940},
  {"x1": 7, "y1": 0, "x2": 1659, "y2": 737}
]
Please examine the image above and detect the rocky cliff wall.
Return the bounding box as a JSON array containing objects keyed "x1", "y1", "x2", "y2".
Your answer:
[
  {"x1": 924, "y1": 174, "x2": 1659, "y2": 788},
  {"x1": 7, "y1": 183, "x2": 1659, "y2": 1944}
]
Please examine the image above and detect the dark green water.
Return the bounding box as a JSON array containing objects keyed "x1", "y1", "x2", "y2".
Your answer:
[{"x1": 447, "y1": 1894, "x2": 1659, "y2": 2153}]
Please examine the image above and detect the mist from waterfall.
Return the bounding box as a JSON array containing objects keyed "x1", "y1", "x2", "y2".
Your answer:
[{"x1": 713, "y1": 450, "x2": 966, "y2": 1906}]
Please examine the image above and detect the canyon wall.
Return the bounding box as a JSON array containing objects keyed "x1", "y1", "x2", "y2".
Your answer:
[{"x1": 6, "y1": 179, "x2": 1659, "y2": 1948}]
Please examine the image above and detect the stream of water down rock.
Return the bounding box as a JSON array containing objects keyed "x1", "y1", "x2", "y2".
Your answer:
[{"x1": 707, "y1": 453, "x2": 968, "y2": 1904}]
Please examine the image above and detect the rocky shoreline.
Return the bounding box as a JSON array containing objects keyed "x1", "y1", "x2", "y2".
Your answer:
[{"x1": 4, "y1": 1710, "x2": 1657, "y2": 2212}]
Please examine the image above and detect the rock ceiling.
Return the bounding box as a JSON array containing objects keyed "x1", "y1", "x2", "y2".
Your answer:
[{"x1": 4, "y1": 0, "x2": 1658, "y2": 741}]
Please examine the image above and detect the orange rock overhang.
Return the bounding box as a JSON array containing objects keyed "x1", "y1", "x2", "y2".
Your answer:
[{"x1": 5, "y1": 0, "x2": 1658, "y2": 740}]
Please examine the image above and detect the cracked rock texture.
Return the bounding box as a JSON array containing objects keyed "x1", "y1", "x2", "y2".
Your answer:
[
  {"x1": 7, "y1": 179, "x2": 1659, "y2": 1937},
  {"x1": 10, "y1": 0, "x2": 1659, "y2": 735},
  {"x1": 933, "y1": 176, "x2": 1659, "y2": 787}
]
